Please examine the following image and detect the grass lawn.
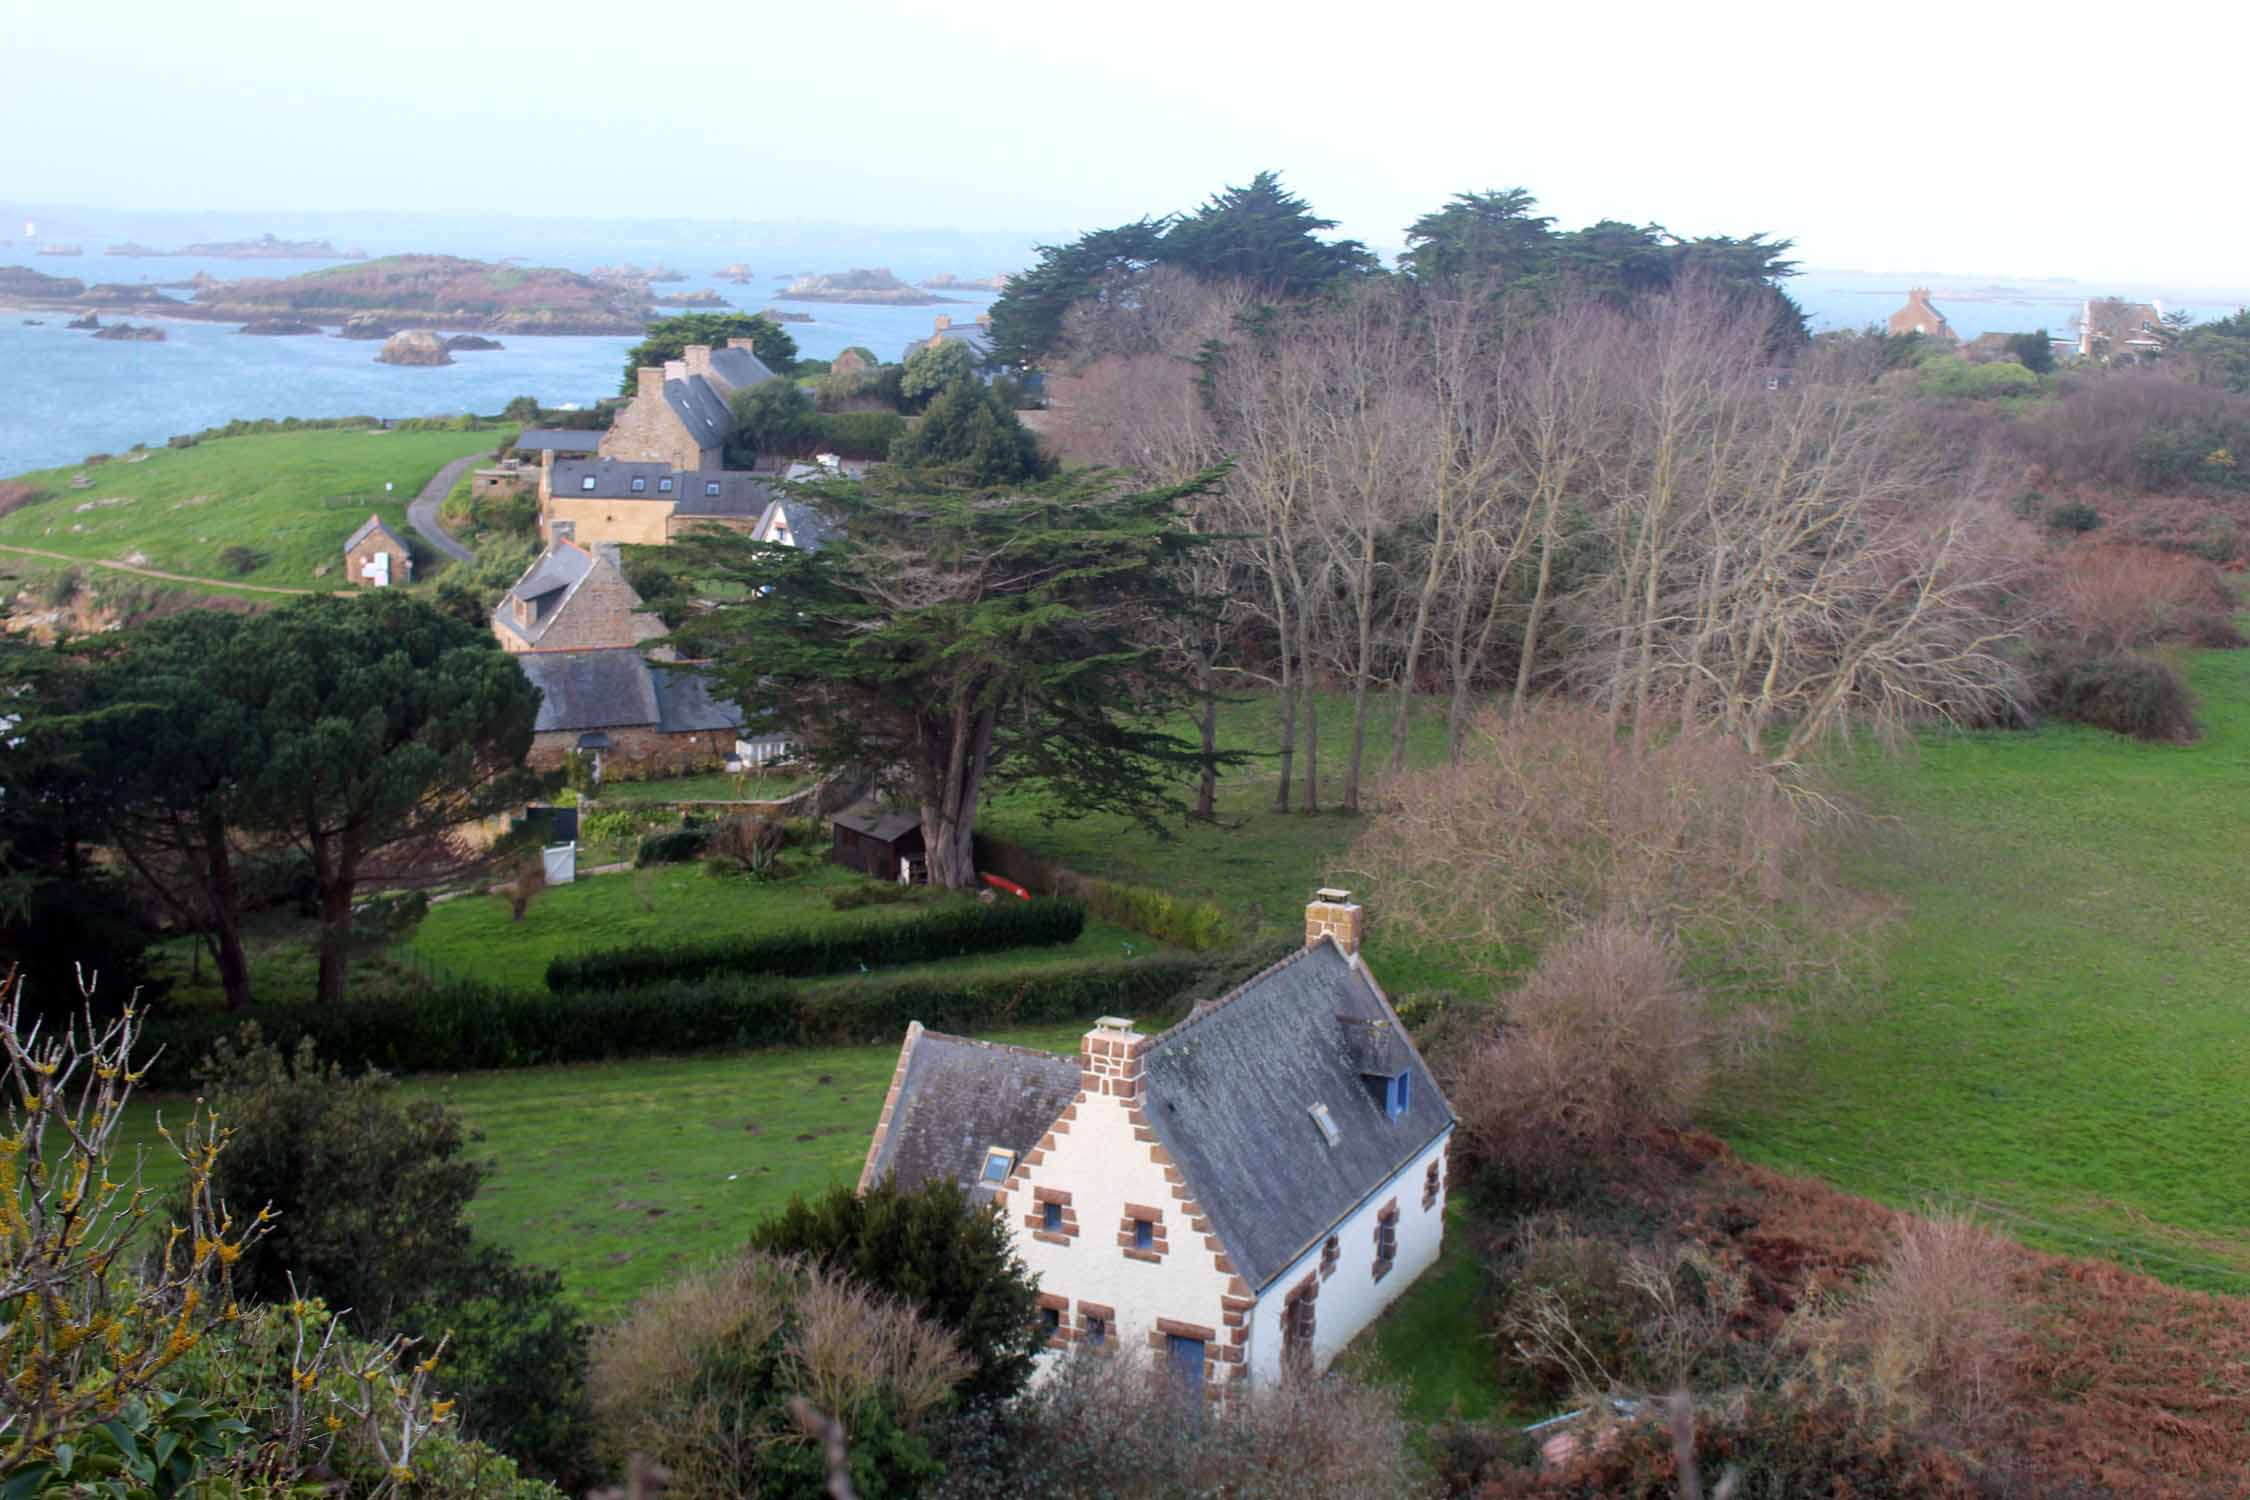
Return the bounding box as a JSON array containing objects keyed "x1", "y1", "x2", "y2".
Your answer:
[
  {"x1": 0, "y1": 426, "x2": 505, "y2": 589},
  {"x1": 1712, "y1": 646, "x2": 2250, "y2": 1293},
  {"x1": 408, "y1": 861, "x2": 1151, "y2": 990},
  {"x1": 594, "y1": 769, "x2": 818, "y2": 804},
  {"x1": 1352, "y1": 1203, "x2": 1510, "y2": 1424}
]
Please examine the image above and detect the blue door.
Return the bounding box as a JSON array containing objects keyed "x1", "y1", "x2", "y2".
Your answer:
[{"x1": 1166, "y1": 1334, "x2": 1206, "y2": 1404}]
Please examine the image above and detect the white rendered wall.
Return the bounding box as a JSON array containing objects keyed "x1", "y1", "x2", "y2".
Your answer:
[
  {"x1": 1245, "y1": 1128, "x2": 1452, "y2": 1386},
  {"x1": 1001, "y1": 1037, "x2": 1240, "y2": 1385}
]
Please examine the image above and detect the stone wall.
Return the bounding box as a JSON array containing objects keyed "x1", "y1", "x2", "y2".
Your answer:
[
  {"x1": 542, "y1": 495, "x2": 675, "y2": 547},
  {"x1": 599, "y1": 367, "x2": 718, "y2": 471},
  {"x1": 344, "y1": 534, "x2": 411, "y2": 587}
]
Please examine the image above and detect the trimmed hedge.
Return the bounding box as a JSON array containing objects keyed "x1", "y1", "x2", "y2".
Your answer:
[
  {"x1": 544, "y1": 897, "x2": 1087, "y2": 993},
  {"x1": 973, "y1": 837, "x2": 1237, "y2": 951},
  {"x1": 634, "y1": 827, "x2": 710, "y2": 866},
  {"x1": 137, "y1": 937, "x2": 1299, "y2": 1089}
]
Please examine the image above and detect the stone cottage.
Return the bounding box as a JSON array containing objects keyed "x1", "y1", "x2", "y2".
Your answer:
[
  {"x1": 598, "y1": 339, "x2": 778, "y2": 471},
  {"x1": 342, "y1": 514, "x2": 412, "y2": 587},
  {"x1": 537, "y1": 458, "x2": 777, "y2": 548},
  {"x1": 490, "y1": 539, "x2": 668, "y2": 655},
  {"x1": 1887, "y1": 288, "x2": 1956, "y2": 343},
  {"x1": 859, "y1": 891, "x2": 1454, "y2": 1400},
  {"x1": 2078, "y1": 298, "x2": 2168, "y2": 363}
]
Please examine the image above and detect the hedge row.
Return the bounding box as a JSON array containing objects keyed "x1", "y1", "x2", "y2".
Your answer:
[
  {"x1": 137, "y1": 938, "x2": 1298, "y2": 1089},
  {"x1": 973, "y1": 837, "x2": 1237, "y2": 952},
  {"x1": 544, "y1": 897, "x2": 1087, "y2": 993}
]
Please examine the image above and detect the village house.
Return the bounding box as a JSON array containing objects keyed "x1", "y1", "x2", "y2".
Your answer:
[
  {"x1": 535, "y1": 454, "x2": 846, "y2": 550},
  {"x1": 859, "y1": 891, "x2": 1454, "y2": 1400},
  {"x1": 342, "y1": 514, "x2": 412, "y2": 587},
  {"x1": 1887, "y1": 287, "x2": 1957, "y2": 344},
  {"x1": 599, "y1": 339, "x2": 779, "y2": 470},
  {"x1": 2078, "y1": 297, "x2": 2168, "y2": 362},
  {"x1": 491, "y1": 539, "x2": 741, "y2": 774},
  {"x1": 903, "y1": 313, "x2": 999, "y2": 375}
]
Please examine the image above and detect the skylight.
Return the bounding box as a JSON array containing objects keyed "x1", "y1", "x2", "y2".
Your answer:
[
  {"x1": 1307, "y1": 1102, "x2": 1340, "y2": 1147},
  {"x1": 980, "y1": 1147, "x2": 1015, "y2": 1184}
]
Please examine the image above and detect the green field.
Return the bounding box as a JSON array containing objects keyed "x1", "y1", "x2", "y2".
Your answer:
[
  {"x1": 0, "y1": 426, "x2": 504, "y2": 588},
  {"x1": 1714, "y1": 647, "x2": 2250, "y2": 1293}
]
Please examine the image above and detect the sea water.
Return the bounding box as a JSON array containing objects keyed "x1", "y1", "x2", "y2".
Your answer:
[{"x1": 0, "y1": 239, "x2": 1003, "y2": 474}]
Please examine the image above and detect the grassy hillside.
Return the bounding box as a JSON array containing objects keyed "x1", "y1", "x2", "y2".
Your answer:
[
  {"x1": 1713, "y1": 647, "x2": 2250, "y2": 1293},
  {"x1": 0, "y1": 426, "x2": 500, "y2": 589}
]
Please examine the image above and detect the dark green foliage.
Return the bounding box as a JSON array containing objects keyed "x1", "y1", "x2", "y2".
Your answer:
[
  {"x1": 1158, "y1": 170, "x2": 1378, "y2": 295},
  {"x1": 0, "y1": 872, "x2": 158, "y2": 1027},
  {"x1": 2048, "y1": 500, "x2": 2104, "y2": 532},
  {"x1": 2027, "y1": 645, "x2": 2196, "y2": 741},
  {"x1": 885, "y1": 379, "x2": 1054, "y2": 486},
  {"x1": 901, "y1": 340, "x2": 977, "y2": 404},
  {"x1": 987, "y1": 219, "x2": 1168, "y2": 367},
  {"x1": 830, "y1": 879, "x2": 913, "y2": 910},
  {"x1": 214, "y1": 544, "x2": 266, "y2": 576},
  {"x1": 2136, "y1": 421, "x2": 2250, "y2": 490},
  {"x1": 545, "y1": 897, "x2": 1087, "y2": 991},
  {"x1": 500, "y1": 395, "x2": 543, "y2": 423},
  {"x1": 633, "y1": 826, "x2": 710, "y2": 865},
  {"x1": 811, "y1": 409, "x2": 908, "y2": 458},
  {"x1": 433, "y1": 536, "x2": 540, "y2": 625},
  {"x1": 2008, "y1": 329, "x2": 2056, "y2": 374},
  {"x1": 727, "y1": 379, "x2": 818, "y2": 465},
  {"x1": 141, "y1": 940, "x2": 1296, "y2": 1087},
  {"x1": 749, "y1": 1176, "x2": 1044, "y2": 1402},
  {"x1": 1399, "y1": 188, "x2": 1557, "y2": 284},
  {"x1": 186, "y1": 1032, "x2": 598, "y2": 1485},
  {"x1": 620, "y1": 313, "x2": 797, "y2": 392}
]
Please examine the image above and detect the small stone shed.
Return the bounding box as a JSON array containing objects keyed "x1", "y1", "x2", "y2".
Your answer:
[
  {"x1": 343, "y1": 514, "x2": 412, "y2": 587},
  {"x1": 831, "y1": 803, "x2": 926, "y2": 883}
]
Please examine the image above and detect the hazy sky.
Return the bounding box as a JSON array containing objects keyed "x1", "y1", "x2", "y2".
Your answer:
[{"x1": 8, "y1": 0, "x2": 2242, "y2": 286}]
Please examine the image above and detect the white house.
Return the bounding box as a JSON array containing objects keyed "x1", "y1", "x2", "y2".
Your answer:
[{"x1": 857, "y1": 890, "x2": 1454, "y2": 1402}]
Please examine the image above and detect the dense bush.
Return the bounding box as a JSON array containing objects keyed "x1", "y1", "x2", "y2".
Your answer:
[
  {"x1": 634, "y1": 825, "x2": 710, "y2": 865},
  {"x1": 544, "y1": 897, "x2": 1087, "y2": 991},
  {"x1": 974, "y1": 836, "x2": 1237, "y2": 950},
  {"x1": 2046, "y1": 500, "x2": 2102, "y2": 533},
  {"x1": 2049, "y1": 545, "x2": 2244, "y2": 651},
  {"x1": 812, "y1": 409, "x2": 909, "y2": 457},
  {"x1": 186, "y1": 1033, "x2": 598, "y2": 1485},
  {"x1": 592, "y1": 1252, "x2": 968, "y2": 1500},
  {"x1": 142, "y1": 940, "x2": 1297, "y2": 1088},
  {"x1": 2009, "y1": 371, "x2": 2250, "y2": 492},
  {"x1": 216, "y1": 544, "x2": 267, "y2": 576},
  {"x1": 750, "y1": 1178, "x2": 1044, "y2": 1401},
  {"x1": 2026, "y1": 644, "x2": 2197, "y2": 741}
]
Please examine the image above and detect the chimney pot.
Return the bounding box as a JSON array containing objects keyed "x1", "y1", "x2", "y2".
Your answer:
[
  {"x1": 1081, "y1": 1016, "x2": 1146, "y2": 1096},
  {"x1": 933, "y1": 314, "x2": 951, "y2": 333},
  {"x1": 684, "y1": 343, "x2": 713, "y2": 377},
  {"x1": 1306, "y1": 889, "x2": 1363, "y2": 956}
]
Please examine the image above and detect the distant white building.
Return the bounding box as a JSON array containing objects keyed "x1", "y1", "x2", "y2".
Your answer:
[{"x1": 859, "y1": 891, "x2": 1454, "y2": 1400}]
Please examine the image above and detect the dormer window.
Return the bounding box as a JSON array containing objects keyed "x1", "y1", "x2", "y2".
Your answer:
[
  {"x1": 980, "y1": 1147, "x2": 1015, "y2": 1184},
  {"x1": 1363, "y1": 1071, "x2": 1411, "y2": 1121},
  {"x1": 630, "y1": 477, "x2": 646, "y2": 492}
]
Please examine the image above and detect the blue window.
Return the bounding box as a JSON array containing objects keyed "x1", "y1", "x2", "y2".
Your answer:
[
  {"x1": 1364, "y1": 1071, "x2": 1413, "y2": 1120},
  {"x1": 1084, "y1": 1313, "x2": 1107, "y2": 1347},
  {"x1": 1039, "y1": 1306, "x2": 1060, "y2": 1340},
  {"x1": 980, "y1": 1148, "x2": 1014, "y2": 1184},
  {"x1": 1166, "y1": 1334, "x2": 1206, "y2": 1404},
  {"x1": 630, "y1": 477, "x2": 646, "y2": 492},
  {"x1": 1133, "y1": 1218, "x2": 1153, "y2": 1251},
  {"x1": 1390, "y1": 1072, "x2": 1412, "y2": 1119},
  {"x1": 659, "y1": 477, "x2": 673, "y2": 493},
  {"x1": 579, "y1": 476, "x2": 595, "y2": 491},
  {"x1": 1042, "y1": 1200, "x2": 1062, "y2": 1232},
  {"x1": 705, "y1": 481, "x2": 720, "y2": 496}
]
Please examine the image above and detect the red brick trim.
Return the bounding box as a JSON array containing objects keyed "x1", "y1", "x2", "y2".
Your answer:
[
  {"x1": 1074, "y1": 1300, "x2": 1116, "y2": 1352},
  {"x1": 1371, "y1": 1197, "x2": 1400, "y2": 1283},
  {"x1": 854, "y1": 1022, "x2": 924, "y2": 1195},
  {"x1": 1034, "y1": 1293, "x2": 1069, "y2": 1350},
  {"x1": 1119, "y1": 1204, "x2": 1168, "y2": 1263},
  {"x1": 1157, "y1": 1317, "x2": 1217, "y2": 1342},
  {"x1": 1024, "y1": 1185, "x2": 1080, "y2": 1244},
  {"x1": 1320, "y1": 1234, "x2": 1340, "y2": 1280},
  {"x1": 1422, "y1": 1155, "x2": 1443, "y2": 1211}
]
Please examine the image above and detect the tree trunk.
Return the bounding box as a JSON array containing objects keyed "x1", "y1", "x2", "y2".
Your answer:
[
  {"x1": 922, "y1": 698, "x2": 999, "y2": 890},
  {"x1": 1270, "y1": 597, "x2": 1296, "y2": 814},
  {"x1": 202, "y1": 810, "x2": 253, "y2": 1011},
  {"x1": 1299, "y1": 677, "x2": 1320, "y2": 815},
  {"x1": 312, "y1": 844, "x2": 357, "y2": 1009},
  {"x1": 1514, "y1": 523, "x2": 1556, "y2": 710},
  {"x1": 1344, "y1": 673, "x2": 1370, "y2": 815}
]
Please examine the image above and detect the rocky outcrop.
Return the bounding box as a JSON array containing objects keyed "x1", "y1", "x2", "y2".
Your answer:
[
  {"x1": 239, "y1": 319, "x2": 322, "y2": 335},
  {"x1": 374, "y1": 330, "x2": 452, "y2": 366},
  {"x1": 779, "y1": 267, "x2": 958, "y2": 306},
  {"x1": 718, "y1": 262, "x2": 755, "y2": 283},
  {"x1": 339, "y1": 312, "x2": 398, "y2": 340},
  {"x1": 65, "y1": 313, "x2": 100, "y2": 330},
  {"x1": 91, "y1": 323, "x2": 166, "y2": 341},
  {"x1": 650, "y1": 288, "x2": 727, "y2": 307},
  {"x1": 443, "y1": 333, "x2": 503, "y2": 351},
  {"x1": 760, "y1": 305, "x2": 812, "y2": 323},
  {"x1": 0, "y1": 265, "x2": 85, "y2": 300}
]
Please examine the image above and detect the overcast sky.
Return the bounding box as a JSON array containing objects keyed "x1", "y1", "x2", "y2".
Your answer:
[{"x1": 8, "y1": 0, "x2": 2242, "y2": 287}]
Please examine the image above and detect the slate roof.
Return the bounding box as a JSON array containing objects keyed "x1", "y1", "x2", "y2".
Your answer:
[
  {"x1": 862, "y1": 1025, "x2": 1083, "y2": 1202},
  {"x1": 550, "y1": 457, "x2": 675, "y2": 500},
  {"x1": 650, "y1": 664, "x2": 741, "y2": 733},
  {"x1": 672, "y1": 472, "x2": 777, "y2": 518},
  {"x1": 343, "y1": 514, "x2": 408, "y2": 554},
  {"x1": 708, "y1": 345, "x2": 777, "y2": 393},
  {"x1": 833, "y1": 801, "x2": 922, "y2": 843},
  {"x1": 1137, "y1": 941, "x2": 1453, "y2": 1292},
  {"x1": 513, "y1": 428, "x2": 603, "y2": 454},
  {"x1": 519, "y1": 649, "x2": 661, "y2": 733},
  {"x1": 664, "y1": 375, "x2": 734, "y2": 452},
  {"x1": 492, "y1": 542, "x2": 600, "y2": 647},
  {"x1": 760, "y1": 497, "x2": 840, "y2": 553}
]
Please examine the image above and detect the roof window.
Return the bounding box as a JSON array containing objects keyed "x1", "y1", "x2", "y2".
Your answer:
[
  {"x1": 580, "y1": 476, "x2": 595, "y2": 491},
  {"x1": 980, "y1": 1147, "x2": 1015, "y2": 1184},
  {"x1": 1307, "y1": 1102, "x2": 1340, "y2": 1147},
  {"x1": 630, "y1": 477, "x2": 646, "y2": 492},
  {"x1": 659, "y1": 477, "x2": 673, "y2": 493},
  {"x1": 706, "y1": 481, "x2": 721, "y2": 497},
  {"x1": 1363, "y1": 1071, "x2": 1412, "y2": 1121}
]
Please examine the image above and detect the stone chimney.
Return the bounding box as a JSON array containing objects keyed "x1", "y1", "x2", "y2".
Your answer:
[
  {"x1": 683, "y1": 343, "x2": 713, "y2": 377},
  {"x1": 1081, "y1": 1016, "x2": 1146, "y2": 1100},
  {"x1": 933, "y1": 314, "x2": 951, "y2": 334},
  {"x1": 635, "y1": 366, "x2": 664, "y2": 399},
  {"x1": 662, "y1": 358, "x2": 688, "y2": 383},
  {"x1": 726, "y1": 336, "x2": 759, "y2": 351},
  {"x1": 1306, "y1": 888, "x2": 1363, "y2": 956}
]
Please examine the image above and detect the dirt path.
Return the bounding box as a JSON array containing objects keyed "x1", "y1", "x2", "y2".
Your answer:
[
  {"x1": 0, "y1": 543, "x2": 314, "y2": 595},
  {"x1": 407, "y1": 454, "x2": 480, "y2": 564}
]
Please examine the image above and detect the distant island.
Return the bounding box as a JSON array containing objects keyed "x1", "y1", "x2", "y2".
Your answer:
[
  {"x1": 37, "y1": 244, "x2": 84, "y2": 257},
  {"x1": 188, "y1": 254, "x2": 652, "y2": 334},
  {"x1": 921, "y1": 272, "x2": 1011, "y2": 291},
  {"x1": 760, "y1": 305, "x2": 812, "y2": 323},
  {"x1": 778, "y1": 267, "x2": 959, "y2": 306},
  {"x1": 107, "y1": 234, "x2": 368, "y2": 260},
  {"x1": 649, "y1": 288, "x2": 729, "y2": 308},
  {"x1": 717, "y1": 263, "x2": 755, "y2": 283}
]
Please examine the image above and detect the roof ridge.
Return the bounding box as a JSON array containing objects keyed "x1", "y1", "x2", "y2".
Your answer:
[
  {"x1": 1145, "y1": 941, "x2": 1325, "y2": 1053},
  {"x1": 914, "y1": 1027, "x2": 1080, "y2": 1066}
]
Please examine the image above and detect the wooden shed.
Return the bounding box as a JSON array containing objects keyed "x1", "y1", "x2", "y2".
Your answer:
[{"x1": 831, "y1": 803, "x2": 926, "y2": 883}]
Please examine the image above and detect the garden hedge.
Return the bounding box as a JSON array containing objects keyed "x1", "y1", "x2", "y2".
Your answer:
[
  {"x1": 138, "y1": 937, "x2": 1298, "y2": 1089},
  {"x1": 973, "y1": 837, "x2": 1237, "y2": 951},
  {"x1": 544, "y1": 897, "x2": 1087, "y2": 993}
]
